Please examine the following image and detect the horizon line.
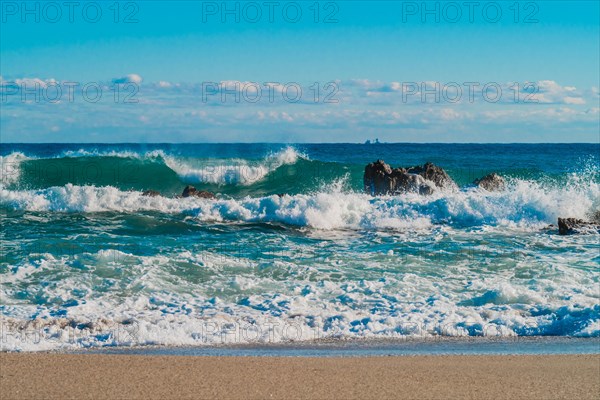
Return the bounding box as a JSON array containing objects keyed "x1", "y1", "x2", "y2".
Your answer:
[{"x1": 3, "y1": 142, "x2": 599, "y2": 145}]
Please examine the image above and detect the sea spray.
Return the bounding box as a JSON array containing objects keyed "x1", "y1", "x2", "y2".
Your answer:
[{"x1": 163, "y1": 146, "x2": 304, "y2": 185}]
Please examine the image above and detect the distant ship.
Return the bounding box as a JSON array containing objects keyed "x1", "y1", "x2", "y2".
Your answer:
[{"x1": 364, "y1": 138, "x2": 381, "y2": 144}]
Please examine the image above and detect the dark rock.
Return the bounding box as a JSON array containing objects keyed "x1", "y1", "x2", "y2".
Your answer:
[
  {"x1": 181, "y1": 185, "x2": 195, "y2": 197},
  {"x1": 474, "y1": 173, "x2": 506, "y2": 191},
  {"x1": 364, "y1": 160, "x2": 454, "y2": 196},
  {"x1": 364, "y1": 160, "x2": 395, "y2": 195},
  {"x1": 406, "y1": 162, "x2": 457, "y2": 190},
  {"x1": 181, "y1": 185, "x2": 216, "y2": 199},
  {"x1": 142, "y1": 190, "x2": 161, "y2": 197},
  {"x1": 557, "y1": 217, "x2": 600, "y2": 235}
]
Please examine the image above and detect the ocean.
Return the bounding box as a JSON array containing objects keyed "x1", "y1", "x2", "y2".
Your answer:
[{"x1": 1, "y1": 143, "x2": 599, "y2": 351}]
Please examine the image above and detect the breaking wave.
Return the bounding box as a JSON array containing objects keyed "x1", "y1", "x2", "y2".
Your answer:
[
  {"x1": 163, "y1": 146, "x2": 302, "y2": 185},
  {"x1": 0, "y1": 147, "x2": 308, "y2": 192},
  {"x1": 1, "y1": 171, "x2": 598, "y2": 231}
]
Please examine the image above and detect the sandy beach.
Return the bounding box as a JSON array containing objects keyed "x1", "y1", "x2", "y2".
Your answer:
[{"x1": 1, "y1": 353, "x2": 598, "y2": 399}]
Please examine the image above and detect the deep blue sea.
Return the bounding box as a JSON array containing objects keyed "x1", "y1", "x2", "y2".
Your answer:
[{"x1": 1, "y1": 143, "x2": 599, "y2": 351}]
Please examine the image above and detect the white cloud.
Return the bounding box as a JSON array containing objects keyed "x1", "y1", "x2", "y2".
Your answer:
[
  {"x1": 2, "y1": 75, "x2": 598, "y2": 142},
  {"x1": 1, "y1": 77, "x2": 55, "y2": 89},
  {"x1": 531, "y1": 80, "x2": 585, "y2": 104},
  {"x1": 344, "y1": 79, "x2": 591, "y2": 106},
  {"x1": 564, "y1": 97, "x2": 586, "y2": 105}
]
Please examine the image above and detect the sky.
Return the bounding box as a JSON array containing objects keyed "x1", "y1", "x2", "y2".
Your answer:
[{"x1": 1, "y1": 0, "x2": 599, "y2": 142}]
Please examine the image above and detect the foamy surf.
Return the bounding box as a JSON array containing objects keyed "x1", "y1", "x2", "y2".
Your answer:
[
  {"x1": 1, "y1": 174, "x2": 597, "y2": 231},
  {"x1": 1, "y1": 245, "x2": 598, "y2": 351},
  {"x1": 1, "y1": 143, "x2": 598, "y2": 352}
]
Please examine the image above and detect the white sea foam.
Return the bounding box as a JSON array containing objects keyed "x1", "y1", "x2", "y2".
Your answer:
[
  {"x1": 1, "y1": 246, "x2": 598, "y2": 351},
  {"x1": 1, "y1": 173, "x2": 598, "y2": 231},
  {"x1": 60, "y1": 148, "x2": 169, "y2": 160}
]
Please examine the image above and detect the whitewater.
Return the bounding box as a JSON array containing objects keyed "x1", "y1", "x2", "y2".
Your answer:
[{"x1": 1, "y1": 143, "x2": 598, "y2": 351}]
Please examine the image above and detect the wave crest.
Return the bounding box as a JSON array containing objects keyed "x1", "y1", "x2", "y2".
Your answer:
[
  {"x1": 163, "y1": 146, "x2": 303, "y2": 185},
  {"x1": 0, "y1": 147, "x2": 305, "y2": 189}
]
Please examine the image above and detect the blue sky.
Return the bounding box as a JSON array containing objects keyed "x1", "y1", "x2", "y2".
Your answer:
[{"x1": 1, "y1": 1, "x2": 599, "y2": 142}]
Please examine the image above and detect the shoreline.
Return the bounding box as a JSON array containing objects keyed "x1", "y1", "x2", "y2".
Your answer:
[
  {"x1": 4, "y1": 336, "x2": 599, "y2": 356},
  {"x1": 2, "y1": 353, "x2": 599, "y2": 399},
  {"x1": 81, "y1": 336, "x2": 600, "y2": 357}
]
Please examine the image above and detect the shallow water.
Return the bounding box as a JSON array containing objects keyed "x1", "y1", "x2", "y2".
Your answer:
[
  {"x1": 1, "y1": 143, "x2": 599, "y2": 351},
  {"x1": 82, "y1": 337, "x2": 600, "y2": 357}
]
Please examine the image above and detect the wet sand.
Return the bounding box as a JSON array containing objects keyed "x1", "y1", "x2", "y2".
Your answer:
[{"x1": 1, "y1": 353, "x2": 598, "y2": 399}]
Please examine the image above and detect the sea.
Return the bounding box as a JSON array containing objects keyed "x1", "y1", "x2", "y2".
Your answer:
[{"x1": 1, "y1": 143, "x2": 599, "y2": 352}]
